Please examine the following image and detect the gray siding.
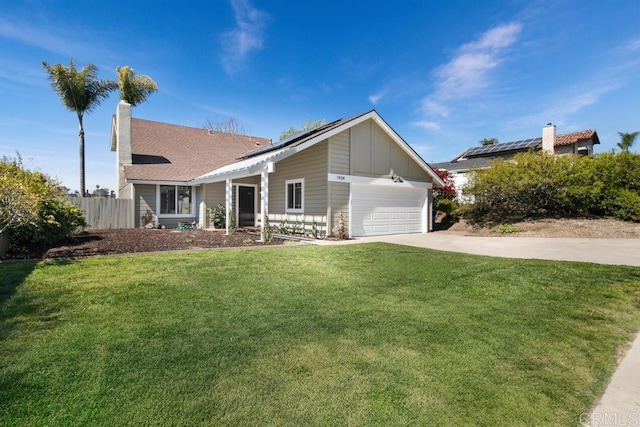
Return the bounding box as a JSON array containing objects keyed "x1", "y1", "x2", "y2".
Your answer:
[
  {"x1": 328, "y1": 130, "x2": 350, "y2": 235},
  {"x1": 351, "y1": 119, "x2": 431, "y2": 182},
  {"x1": 135, "y1": 184, "x2": 155, "y2": 227},
  {"x1": 204, "y1": 182, "x2": 225, "y2": 207},
  {"x1": 269, "y1": 140, "x2": 328, "y2": 236}
]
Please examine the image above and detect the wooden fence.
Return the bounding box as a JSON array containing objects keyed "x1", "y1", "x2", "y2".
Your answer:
[{"x1": 67, "y1": 197, "x2": 134, "y2": 229}]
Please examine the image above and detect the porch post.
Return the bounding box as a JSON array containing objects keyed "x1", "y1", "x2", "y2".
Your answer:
[
  {"x1": 225, "y1": 178, "x2": 232, "y2": 235},
  {"x1": 260, "y1": 167, "x2": 269, "y2": 241}
]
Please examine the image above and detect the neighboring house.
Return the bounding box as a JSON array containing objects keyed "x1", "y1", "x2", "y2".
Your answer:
[
  {"x1": 111, "y1": 102, "x2": 445, "y2": 237},
  {"x1": 432, "y1": 124, "x2": 600, "y2": 200}
]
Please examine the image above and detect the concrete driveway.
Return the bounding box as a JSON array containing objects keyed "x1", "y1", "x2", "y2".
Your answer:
[
  {"x1": 314, "y1": 232, "x2": 640, "y2": 267},
  {"x1": 312, "y1": 232, "x2": 640, "y2": 425}
]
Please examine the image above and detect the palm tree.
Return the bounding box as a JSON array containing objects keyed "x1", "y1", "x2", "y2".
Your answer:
[
  {"x1": 617, "y1": 131, "x2": 639, "y2": 153},
  {"x1": 42, "y1": 59, "x2": 117, "y2": 196},
  {"x1": 116, "y1": 66, "x2": 158, "y2": 106}
]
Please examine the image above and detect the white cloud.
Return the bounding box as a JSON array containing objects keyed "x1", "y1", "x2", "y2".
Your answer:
[
  {"x1": 627, "y1": 37, "x2": 640, "y2": 51},
  {"x1": 509, "y1": 81, "x2": 623, "y2": 129},
  {"x1": 412, "y1": 120, "x2": 441, "y2": 131},
  {"x1": 419, "y1": 22, "x2": 523, "y2": 119},
  {"x1": 0, "y1": 15, "x2": 108, "y2": 59},
  {"x1": 368, "y1": 92, "x2": 384, "y2": 105},
  {"x1": 220, "y1": 0, "x2": 270, "y2": 74},
  {"x1": 421, "y1": 99, "x2": 449, "y2": 118}
]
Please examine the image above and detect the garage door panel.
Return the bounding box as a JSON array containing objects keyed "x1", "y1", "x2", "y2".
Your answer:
[
  {"x1": 391, "y1": 212, "x2": 408, "y2": 220},
  {"x1": 351, "y1": 184, "x2": 427, "y2": 237},
  {"x1": 373, "y1": 212, "x2": 391, "y2": 220}
]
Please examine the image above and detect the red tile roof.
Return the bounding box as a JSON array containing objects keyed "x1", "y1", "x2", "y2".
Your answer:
[
  {"x1": 555, "y1": 130, "x2": 600, "y2": 147},
  {"x1": 123, "y1": 119, "x2": 271, "y2": 182}
]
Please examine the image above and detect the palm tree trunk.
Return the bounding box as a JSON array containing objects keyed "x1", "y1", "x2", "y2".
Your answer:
[{"x1": 78, "y1": 115, "x2": 85, "y2": 197}]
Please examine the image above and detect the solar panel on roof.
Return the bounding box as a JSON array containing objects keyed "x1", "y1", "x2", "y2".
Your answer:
[
  {"x1": 237, "y1": 119, "x2": 343, "y2": 160},
  {"x1": 464, "y1": 137, "x2": 541, "y2": 158}
]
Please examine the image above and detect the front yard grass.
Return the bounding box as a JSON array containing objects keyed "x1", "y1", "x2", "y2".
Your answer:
[{"x1": 1, "y1": 243, "x2": 640, "y2": 425}]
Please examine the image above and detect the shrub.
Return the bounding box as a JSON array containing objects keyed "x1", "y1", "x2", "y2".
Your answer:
[
  {"x1": 496, "y1": 224, "x2": 524, "y2": 234},
  {"x1": 332, "y1": 211, "x2": 347, "y2": 239},
  {"x1": 604, "y1": 189, "x2": 640, "y2": 221},
  {"x1": 207, "y1": 204, "x2": 226, "y2": 228},
  {"x1": 1, "y1": 156, "x2": 86, "y2": 251},
  {"x1": 436, "y1": 199, "x2": 457, "y2": 216},
  {"x1": 0, "y1": 156, "x2": 46, "y2": 235},
  {"x1": 463, "y1": 152, "x2": 640, "y2": 223}
]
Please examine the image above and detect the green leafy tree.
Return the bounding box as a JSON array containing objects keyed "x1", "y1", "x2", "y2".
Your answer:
[
  {"x1": 42, "y1": 59, "x2": 117, "y2": 196},
  {"x1": 116, "y1": 66, "x2": 158, "y2": 106},
  {"x1": 479, "y1": 138, "x2": 498, "y2": 146},
  {"x1": 280, "y1": 119, "x2": 327, "y2": 141},
  {"x1": 617, "y1": 131, "x2": 639, "y2": 153}
]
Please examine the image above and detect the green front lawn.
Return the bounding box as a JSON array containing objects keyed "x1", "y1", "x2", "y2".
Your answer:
[{"x1": 1, "y1": 244, "x2": 639, "y2": 425}]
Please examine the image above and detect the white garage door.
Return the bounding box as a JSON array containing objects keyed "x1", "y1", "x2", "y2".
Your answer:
[{"x1": 351, "y1": 184, "x2": 427, "y2": 237}]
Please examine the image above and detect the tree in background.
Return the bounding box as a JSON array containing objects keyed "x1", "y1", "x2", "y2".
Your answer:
[
  {"x1": 116, "y1": 66, "x2": 158, "y2": 106},
  {"x1": 479, "y1": 138, "x2": 499, "y2": 146},
  {"x1": 42, "y1": 59, "x2": 117, "y2": 196},
  {"x1": 202, "y1": 116, "x2": 246, "y2": 134},
  {"x1": 91, "y1": 185, "x2": 112, "y2": 198},
  {"x1": 617, "y1": 131, "x2": 639, "y2": 153},
  {"x1": 280, "y1": 119, "x2": 327, "y2": 141}
]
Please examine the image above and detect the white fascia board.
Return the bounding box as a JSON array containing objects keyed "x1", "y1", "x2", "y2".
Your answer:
[
  {"x1": 190, "y1": 150, "x2": 288, "y2": 185},
  {"x1": 328, "y1": 173, "x2": 433, "y2": 189}
]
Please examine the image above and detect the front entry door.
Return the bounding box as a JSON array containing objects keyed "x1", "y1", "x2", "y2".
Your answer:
[{"x1": 237, "y1": 186, "x2": 255, "y2": 227}]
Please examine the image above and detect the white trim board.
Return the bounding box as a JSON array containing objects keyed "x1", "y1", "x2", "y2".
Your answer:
[{"x1": 328, "y1": 173, "x2": 433, "y2": 189}]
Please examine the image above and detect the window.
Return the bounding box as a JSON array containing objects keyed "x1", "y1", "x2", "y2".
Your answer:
[
  {"x1": 285, "y1": 179, "x2": 304, "y2": 213},
  {"x1": 159, "y1": 185, "x2": 193, "y2": 215}
]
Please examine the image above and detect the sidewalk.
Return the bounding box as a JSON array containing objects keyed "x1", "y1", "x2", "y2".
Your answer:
[{"x1": 311, "y1": 232, "x2": 640, "y2": 425}]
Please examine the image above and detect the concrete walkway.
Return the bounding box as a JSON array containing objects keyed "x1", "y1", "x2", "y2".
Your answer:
[{"x1": 311, "y1": 232, "x2": 640, "y2": 425}]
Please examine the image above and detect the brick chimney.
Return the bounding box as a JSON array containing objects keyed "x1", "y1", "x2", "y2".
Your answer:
[{"x1": 542, "y1": 123, "x2": 556, "y2": 154}]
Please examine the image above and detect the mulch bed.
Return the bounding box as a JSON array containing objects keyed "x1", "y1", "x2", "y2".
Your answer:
[{"x1": 5, "y1": 228, "x2": 287, "y2": 260}]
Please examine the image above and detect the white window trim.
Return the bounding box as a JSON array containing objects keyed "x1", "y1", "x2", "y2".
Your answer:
[
  {"x1": 156, "y1": 185, "x2": 196, "y2": 218},
  {"x1": 285, "y1": 178, "x2": 304, "y2": 214}
]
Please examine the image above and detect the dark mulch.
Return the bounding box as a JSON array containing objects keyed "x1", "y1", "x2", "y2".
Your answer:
[{"x1": 5, "y1": 228, "x2": 287, "y2": 260}]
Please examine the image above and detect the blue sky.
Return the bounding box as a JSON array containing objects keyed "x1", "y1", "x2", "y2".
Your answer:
[{"x1": 1, "y1": 0, "x2": 638, "y2": 192}]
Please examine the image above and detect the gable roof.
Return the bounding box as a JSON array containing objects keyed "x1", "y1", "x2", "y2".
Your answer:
[
  {"x1": 191, "y1": 110, "x2": 446, "y2": 187},
  {"x1": 121, "y1": 119, "x2": 271, "y2": 182}
]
